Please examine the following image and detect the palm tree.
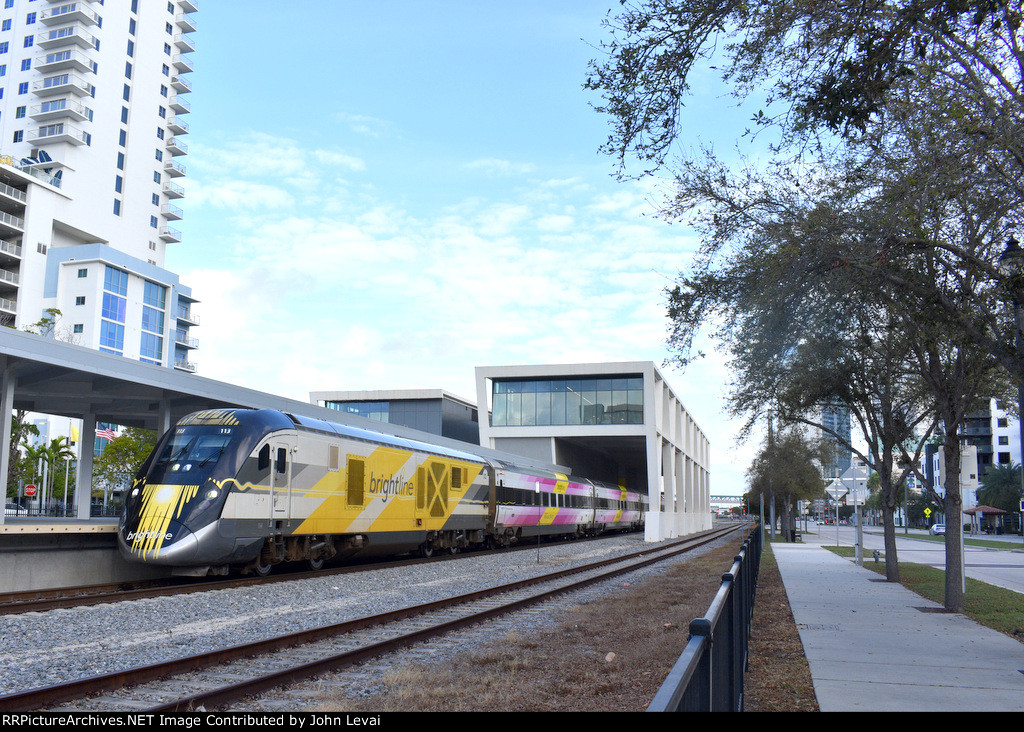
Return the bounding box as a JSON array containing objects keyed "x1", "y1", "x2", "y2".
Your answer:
[
  {"x1": 978, "y1": 464, "x2": 1023, "y2": 516},
  {"x1": 20, "y1": 436, "x2": 75, "y2": 511}
]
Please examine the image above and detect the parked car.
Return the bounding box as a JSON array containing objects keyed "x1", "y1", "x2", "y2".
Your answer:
[
  {"x1": 4, "y1": 502, "x2": 26, "y2": 516},
  {"x1": 929, "y1": 523, "x2": 945, "y2": 535}
]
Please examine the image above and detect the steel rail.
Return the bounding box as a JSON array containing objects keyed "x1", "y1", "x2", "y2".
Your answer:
[
  {"x1": 0, "y1": 525, "x2": 741, "y2": 713},
  {"x1": 0, "y1": 533, "x2": 620, "y2": 615}
]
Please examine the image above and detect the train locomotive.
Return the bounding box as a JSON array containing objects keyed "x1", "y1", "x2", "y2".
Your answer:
[{"x1": 118, "y1": 408, "x2": 648, "y2": 575}]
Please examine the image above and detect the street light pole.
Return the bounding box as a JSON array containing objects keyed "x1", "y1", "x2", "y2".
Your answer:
[{"x1": 998, "y1": 235, "x2": 1024, "y2": 545}]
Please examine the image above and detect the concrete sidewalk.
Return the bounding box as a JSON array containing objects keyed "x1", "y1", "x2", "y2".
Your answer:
[{"x1": 772, "y1": 536, "x2": 1024, "y2": 712}]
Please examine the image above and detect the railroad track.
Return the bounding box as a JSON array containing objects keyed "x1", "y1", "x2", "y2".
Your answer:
[
  {"x1": 0, "y1": 532, "x2": 615, "y2": 616},
  {"x1": 0, "y1": 525, "x2": 743, "y2": 713}
]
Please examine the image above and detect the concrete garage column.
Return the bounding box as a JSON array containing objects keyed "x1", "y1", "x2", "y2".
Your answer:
[
  {"x1": 158, "y1": 397, "x2": 172, "y2": 436},
  {"x1": 76, "y1": 412, "x2": 96, "y2": 521},
  {"x1": 674, "y1": 448, "x2": 685, "y2": 536},
  {"x1": 662, "y1": 440, "x2": 677, "y2": 538},
  {"x1": 0, "y1": 358, "x2": 12, "y2": 526}
]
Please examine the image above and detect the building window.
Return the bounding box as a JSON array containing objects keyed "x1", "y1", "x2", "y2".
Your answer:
[
  {"x1": 25, "y1": 13, "x2": 35, "y2": 25},
  {"x1": 77, "y1": 268, "x2": 87, "y2": 278},
  {"x1": 16, "y1": 81, "x2": 25, "y2": 94},
  {"x1": 114, "y1": 175, "x2": 122, "y2": 193},
  {"x1": 0, "y1": 42, "x2": 9, "y2": 54},
  {"x1": 998, "y1": 417, "x2": 1009, "y2": 427},
  {"x1": 19, "y1": 58, "x2": 28, "y2": 71},
  {"x1": 140, "y1": 281, "x2": 166, "y2": 365},
  {"x1": 1, "y1": 20, "x2": 9, "y2": 32},
  {"x1": 75, "y1": 296, "x2": 85, "y2": 306},
  {"x1": 491, "y1": 376, "x2": 645, "y2": 427},
  {"x1": 12, "y1": 130, "x2": 21, "y2": 143},
  {"x1": 73, "y1": 324, "x2": 83, "y2": 334},
  {"x1": 150, "y1": 215, "x2": 158, "y2": 228},
  {"x1": 113, "y1": 198, "x2": 121, "y2": 215},
  {"x1": 999, "y1": 435, "x2": 1009, "y2": 445},
  {"x1": 14, "y1": 105, "x2": 22, "y2": 117},
  {"x1": 100, "y1": 266, "x2": 128, "y2": 355},
  {"x1": 23, "y1": 35, "x2": 32, "y2": 48}
]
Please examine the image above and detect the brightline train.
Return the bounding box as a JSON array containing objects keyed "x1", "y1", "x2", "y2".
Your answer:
[{"x1": 118, "y1": 408, "x2": 648, "y2": 575}]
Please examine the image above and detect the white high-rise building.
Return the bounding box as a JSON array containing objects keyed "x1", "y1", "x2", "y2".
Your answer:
[{"x1": 0, "y1": 0, "x2": 198, "y2": 371}]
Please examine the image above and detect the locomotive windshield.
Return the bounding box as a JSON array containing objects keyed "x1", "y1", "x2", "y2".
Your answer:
[{"x1": 147, "y1": 424, "x2": 238, "y2": 483}]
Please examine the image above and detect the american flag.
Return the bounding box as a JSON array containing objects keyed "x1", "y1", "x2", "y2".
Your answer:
[{"x1": 95, "y1": 427, "x2": 117, "y2": 441}]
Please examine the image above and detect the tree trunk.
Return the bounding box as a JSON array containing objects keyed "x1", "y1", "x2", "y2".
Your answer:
[{"x1": 942, "y1": 441, "x2": 964, "y2": 612}]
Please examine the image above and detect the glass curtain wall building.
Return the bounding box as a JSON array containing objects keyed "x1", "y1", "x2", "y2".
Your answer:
[{"x1": 477, "y1": 362, "x2": 712, "y2": 541}]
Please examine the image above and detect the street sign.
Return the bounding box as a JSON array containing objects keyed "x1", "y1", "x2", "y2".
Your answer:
[
  {"x1": 924, "y1": 508, "x2": 931, "y2": 518},
  {"x1": 826, "y1": 485, "x2": 847, "y2": 500},
  {"x1": 23, "y1": 484, "x2": 36, "y2": 497}
]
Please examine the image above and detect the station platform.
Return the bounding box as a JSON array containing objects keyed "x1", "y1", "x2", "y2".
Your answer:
[
  {"x1": 774, "y1": 534, "x2": 1024, "y2": 711},
  {"x1": 0, "y1": 518, "x2": 171, "y2": 592}
]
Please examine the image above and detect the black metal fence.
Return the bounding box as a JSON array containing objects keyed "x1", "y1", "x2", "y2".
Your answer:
[{"x1": 647, "y1": 524, "x2": 763, "y2": 712}]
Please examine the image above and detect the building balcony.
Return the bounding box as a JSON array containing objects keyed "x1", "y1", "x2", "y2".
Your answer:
[
  {"x1": 163, "y1": 159, "x2": 186, "y2": 178},
  {"x1": 41, "y1": 3, "x2": 101, "y2": 27},
  {"x1": 0, "y1": 211, "x2": 25, "y2": 236},
  {"x1": 175, "y1": 13, "x2": 198, "y2": 33},
  {"x1": 0, "y1": 267, "x2": 19, "y2": 291},
  {"x1": 163, "y1": 181, "x2": 185, "y2": 199},
  {"x1": 174, "y1": 332, "x2": 198, "y2": 349},
  {"x1": 174, "y1": 358, "x2": 197, "y2": 373},
  {"x1": 35, "y1": 48, "x2": 95, "y2": 74},
  {"x1": 33, "y1": 72, "x2": 94, "y2": 97},
  {"x1": 0, "y1": 295, "x2": 16, "y2": 316},
  {"x1": 170, "y1": 74, "x2": 192, "y2": 94},
  {"x1": 161, "y1": 203, "x2": 183, "y2": 221},
  {"x1": 30, "y1": 98, "x2": 92, "y2": 123},
  {"x1": 172, "y1": 53, "x2": 194, "y2": 74},
  {"x1": 29, "y1": 122, "x2": 90, "y2": 147},
  {"x1": 168, "y1": 94, "x2": 191, "y2": 114},
  {"x1": 167, "y1": 116, "x2": 189, "y2": 135},
  {"x1": 159, "y1": 226, "x2": 182, "y2": 243},
  {"x1": 166, "y1": 137, "x2": 188, "y2": 156},
  {"x1": 176, "y1": 305, "x2": 199, "y2": 325},
  {"x1": 37, "y1": 24, "x2": 99, "y2": 50},
  {"x1": 0, "y1": 181, "x2": 27, "y2": 206},
  {"x1": 179, "y1": 0, "x2": 199, "y2": 13},
  {"x1": 0, "y1": 239, "x2": 22, "y2": 265},
  {"x1": 173, "y1": 33, "x2": 195, "y2": 54}
]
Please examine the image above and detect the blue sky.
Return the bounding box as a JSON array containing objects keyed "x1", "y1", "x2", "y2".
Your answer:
[{"x1": 167, "y1": 2, "x2": 758, "y2": 497}]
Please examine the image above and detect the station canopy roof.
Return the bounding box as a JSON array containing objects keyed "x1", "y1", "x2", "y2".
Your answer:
[{"x1": 0, "y1": 327, "x2": 562, "y2": 471}]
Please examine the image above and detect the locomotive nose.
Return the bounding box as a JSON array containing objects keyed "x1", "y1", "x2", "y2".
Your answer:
[{"x1": 121, "y1": 519, "x2": 200, "y2": 564}]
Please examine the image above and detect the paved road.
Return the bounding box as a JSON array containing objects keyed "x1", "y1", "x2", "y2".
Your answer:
[{"x1": 797, "y1": 524, "x2": 1024, "y2": 594}]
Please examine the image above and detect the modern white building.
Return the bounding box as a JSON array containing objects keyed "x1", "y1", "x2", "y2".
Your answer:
[
  {"x1": 475, "y1": 362, "x2": 712, "y2": 541},
  {"x1": 0, "y1": 0, "x2": 198, "y2": 371}
]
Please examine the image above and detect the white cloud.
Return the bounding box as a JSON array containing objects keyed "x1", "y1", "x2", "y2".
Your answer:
[{"x1": 463, "y1": 158, "x2": 536, "y2": 176}]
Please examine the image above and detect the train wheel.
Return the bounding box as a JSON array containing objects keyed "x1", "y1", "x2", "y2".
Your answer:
[
  {"x1": 448, "y1": 545, "x2": 459, "y2": 555},
  {"x1": 307, "y1": 556, "x2": 325, "y2": 571},
  {"x1": 254, "y1": 559, "x2": 273, "y2": 577},
  {"x1": 419, "y1": 543, "x2": 434, "y2": 558}
]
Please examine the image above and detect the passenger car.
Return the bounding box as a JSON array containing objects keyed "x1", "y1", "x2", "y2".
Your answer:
[
  {"x1": 4, "y1": 502, "x2": 26, "y2": 516},
  {"x1": 929, "y1": 523, "x2": 945, "y2": 535}
]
